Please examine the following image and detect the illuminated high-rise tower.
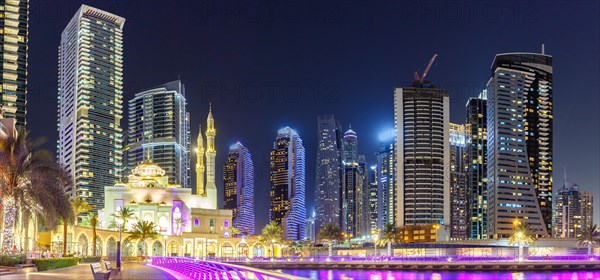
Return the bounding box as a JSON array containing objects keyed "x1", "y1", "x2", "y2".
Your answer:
[
  {"x1": 126, "y1": 80, "x2": 190, "y2": 189},
  {"x1": 0, "y1": 0, "x2": 28, "y2": 128},
  {"x1": 57, "y1": 5, "x2": 125, "y2": 207},
  {"x1": 269, "y1": 127, "x2": 306, "y2": 240},
  {"x1": 466, "y1": 91, "x2": 488, "y2": 239},
  {"x1": 449, "y1": 123, "x2": 468, "y2": 240},
  {"x1": 197, "y1": 105, "x2": 217, "y2": 209},
  {"x1": 223, "y1": 142, "x2": 255, "y2": 235},
  {"x1": 486, "y1": 52, "x2": 552, "y2": 238}
]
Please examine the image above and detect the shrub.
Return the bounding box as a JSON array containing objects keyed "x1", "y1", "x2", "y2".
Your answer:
[
  {"x1": 80, "y1": 256, "x2": 102, "y2": 263},
  {"x1": 32, "y1": 257, "x2": 79, "y2": 271},
  {"x1": 0, "y1": 254, "x2": 26, "y2": 266}
]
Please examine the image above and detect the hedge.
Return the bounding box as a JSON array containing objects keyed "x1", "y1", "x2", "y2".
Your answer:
[
  {"x1": 0, "y1": 254, "x2": 26, "y2": 266},
  {"x1": 80, "y1": 256, "x2": 102, "y2": 263},
  {"x1": 32, "y1": 257, "x2": 79, "y2": 271}
]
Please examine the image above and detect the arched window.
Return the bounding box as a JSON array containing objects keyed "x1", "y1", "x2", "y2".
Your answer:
[
  {"x1": 224, "y1": 220, "x2": 229, "y2": 228},
  {"x1": 209, "y1": 219, "x2": 215, "y2": 228},
  {"x1": 194, "y1": 217, "x2": 200, "y2": 227}
]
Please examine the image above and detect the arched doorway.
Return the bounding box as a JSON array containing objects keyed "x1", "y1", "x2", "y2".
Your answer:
[
  {"x1": 122, "y1": 239, "x2": 135, "y2": 257},
  {"x1": 206, "y1": 241, "x2": 217, "y2": 257},
  {"x1": 94, "y1": 235, "x2": 103, "y2": 257},
  {"x1": 77, "y1": 234, "x2": 88, "y2": 256},
  {"x1": 167, "y1": 241, "x2": 179, "y2": 257},
  {"x1": 237, "y1": 243, "x2": 249, "y2": 258},
  {"x1": 152, "y1": 240, "x2": 164, "y2": 256},
  {"x1": 106, "y1": 237, "x2": 117, "y2": 260},
  {"x1": 253, "y1": 244, "x2": 265, "y2": 257},
  {"x1": 221, "y1": 242, "x2": 233, "y2": 258}
]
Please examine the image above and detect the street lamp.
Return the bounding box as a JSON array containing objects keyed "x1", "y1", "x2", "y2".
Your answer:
[
  {"x1": 115, "y1": 214, "x2": 124, "y2": 269},
  {"x1": 163, "y1": 234, "x2": 168, "y2": 257}
]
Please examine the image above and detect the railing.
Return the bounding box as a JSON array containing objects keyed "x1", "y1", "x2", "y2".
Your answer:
[{"x1": 151, "y1": 257, "x2": 307, "y2": 280}]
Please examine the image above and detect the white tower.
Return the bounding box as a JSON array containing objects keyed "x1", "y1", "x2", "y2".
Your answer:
[
  {"x1": 195, "y1": 125, "x2": 205, "y2": 196},
  {"x1": 204, "y1": 104, "x2": 217, "y2": 208}
]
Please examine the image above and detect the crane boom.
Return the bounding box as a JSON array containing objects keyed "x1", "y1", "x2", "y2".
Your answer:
[{"x1": 419, "y1": 54, "x2": 438, "y2": 83}]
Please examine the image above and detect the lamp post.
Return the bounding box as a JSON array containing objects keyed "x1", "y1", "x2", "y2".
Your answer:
[
  {"x1": 163, "y1": 234, "x2": 167, "y2": 257},
  {"x1": 115, "y1": 215, "x2": 124, "y2": 269}
]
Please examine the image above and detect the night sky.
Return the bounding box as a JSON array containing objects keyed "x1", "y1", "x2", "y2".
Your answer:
[{"x1": 26, "y1": 1, "x2": 599, "y2": 231}]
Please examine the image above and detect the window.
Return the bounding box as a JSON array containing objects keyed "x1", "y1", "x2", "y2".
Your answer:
[
  {"x1": 194, "y1": 217, "x2": 199, "y2": 227},
  {"x1": 224, "y1": 220, "x2": 229, "y2": 228},
  {"x1": 210, "y1": 219, "x2": 215, "y2": 228}
]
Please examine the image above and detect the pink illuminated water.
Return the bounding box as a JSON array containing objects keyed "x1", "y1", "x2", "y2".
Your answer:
[{"x1": 279, "y1": 269, "x2": 600, "y2": 280}]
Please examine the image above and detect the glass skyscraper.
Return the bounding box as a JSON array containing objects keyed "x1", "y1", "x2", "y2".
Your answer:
[
  {"x1": 466, "y1": 91, "x2": 488, "y2": 239},
  {"x1": 376, "y1": 129, "x2": 395, "y2": 229},
  {"x1": 553, "y1": 176, "x2": 593, "y2": 239},
  {"x1": 394, "y1": 86, "x2": 450, "y2": 226},
  {"x1": 0, "y1": 0, "x2": 28, "y2": 128},
  {"x1": 486, "y1": 52, "x2": 552, "y2": 238},
  {"x1": 223, "y1": 142, "x2": 255, "y2": 235},
  {"x1": 314, "y1": 114, "x2": 343, "y2": 232},
  {"x1": 126, "y1": 80, "x2": 190, "y2": 188},
  {"x1": 269, "y1": 127, "x2": 306, "y2": 240},
  {"x1": 57, "y1": 5, "x2": 125, "y2": 207}
]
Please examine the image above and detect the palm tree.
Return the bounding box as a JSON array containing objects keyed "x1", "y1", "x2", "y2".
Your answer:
[
  {"x1": 90, "y1": 213, "x2": 99, "y2": 256},
  {"x1": 259, "y1": 221, "x2": 284, "y2": 257},
  {"x1": 0, "y1": 129, "x2": 74, "y2": 253},
  {"x1": 578, "y1": 224, "x2": 600, "y2": 256},
  {"x1": 71, "y1": 197, "x2": 92, "y2": 226},
  {"x1": 378, "y1": 223, "x2": 401, "y2": 256},
  {"x1": 317, "y1": 224, "x2": 343, "y2": 257},
  {"x1": 173, "y1": 217, "x2": 187, "y2": 236},
  {"x1": 111, "y1": 206, "x2": 136, "y2": 231},
  {"x1": 509, "y1": 222, "x2": 537, "y2": 261},
  {"x1": 126, "y1": 220, "x2": 160, "y2": 257}
]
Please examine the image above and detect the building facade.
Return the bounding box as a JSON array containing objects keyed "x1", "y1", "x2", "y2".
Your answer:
[
  {"x1": 269, "y1": 127, "x2": 306, "y2": 240},
  {"x1": 376, "y1": 130, "x2": 396, "y2": 229},
  {"x1": 57, "y1": 5, "x2": 125, "y2": 206},
  {"x1": 0, "y1": 0, "x2": 28, "y2": 128},
  {"x1": 305, "y1": 215, "x2": 316, "y2": 242},
  {"x1": 553, "y1": 178, "x2": 594, "y2": 239},
  {"x1": 466, "y1": 92, "x2": 488, "y2": 239},
  {"x1": 314, "y1": 114, "x2": 343, "y2": 232},
  {"x1": 449, "y1": 123, "x2": 469, "y2": 240},
  {"x1": 223, "y1": 142, "x2": 255, "y2": 235},
  {"x1": 126, "y1": 80, "x2": 190, "y2": 188},
  {"x1": 368, "y1": 165, "x2": 378, "y2": 232},
  {"x1": 394, "y1": 86, "x2": 450, "y2": 227},
  {"x1": 486, "y1": 53, "x2": 552, "y2": 238}
]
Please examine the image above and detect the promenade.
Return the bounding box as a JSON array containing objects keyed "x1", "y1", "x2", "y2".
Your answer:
[{"x1": 0, "y1": 263, "x2": 178, "y2": 280}]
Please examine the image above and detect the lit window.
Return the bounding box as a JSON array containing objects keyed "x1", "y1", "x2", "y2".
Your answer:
[{"x1": 194, "y1": 217, "x2": 199, "y2": 227}]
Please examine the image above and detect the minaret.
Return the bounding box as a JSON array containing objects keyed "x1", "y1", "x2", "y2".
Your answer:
[
  {"x1": 205, "y1": 104, "x2": 217, "y2": 208},
  {"x1": 195, "y1": 124, "x2": 205, "y2": 195}
]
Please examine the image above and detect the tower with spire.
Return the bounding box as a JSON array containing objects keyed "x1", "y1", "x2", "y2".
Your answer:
[
  {"x1": 195, "y1": 124, "x2": 206, "y2": 196},
  {"x1": 203, "y1": 104, "x2": 218, "y2": 208}
]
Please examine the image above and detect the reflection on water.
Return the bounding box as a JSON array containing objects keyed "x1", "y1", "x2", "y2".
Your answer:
[{"x1": 279, "y1": 270, "x2": 600, "y2": 280}]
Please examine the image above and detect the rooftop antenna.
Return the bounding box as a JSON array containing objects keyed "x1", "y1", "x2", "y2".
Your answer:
[{"x1": 541, "y1": 43, "x2": 545, "y2": 55}]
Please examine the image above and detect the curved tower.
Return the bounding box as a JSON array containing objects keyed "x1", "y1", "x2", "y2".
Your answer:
[
  {"x1": 195, "y1": 124, "x2": 205, "y2": 195},
  {"x1": 204, "y1": 104, "x2": 217, "y2": 208}
]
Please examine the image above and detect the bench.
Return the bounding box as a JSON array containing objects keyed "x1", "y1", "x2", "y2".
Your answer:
[
  {"x1": 103, "y1": 260, "x2": 119, "y2": 277},
  {"x1": 90, "y1": 263, "x2": 111, "y2": 280}
]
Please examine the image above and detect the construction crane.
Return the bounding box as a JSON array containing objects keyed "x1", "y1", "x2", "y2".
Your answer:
[{"x1": 413, "y1": 54, "x2": 438, "y2": 84}]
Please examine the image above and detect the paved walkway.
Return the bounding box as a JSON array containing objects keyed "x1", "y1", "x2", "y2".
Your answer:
[{"x1": 1, "y1": 263, "x2": 177, "y2": 280}]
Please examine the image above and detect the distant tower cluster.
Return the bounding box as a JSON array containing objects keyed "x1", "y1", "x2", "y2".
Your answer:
[
  {"x1": 57, "y1": 5, "x2": 125, "y2": 207},
  {"x1": 195, "y1": 105, "x2": 217, "y2": 209},
  {"x1": 223, "y1": 142, "x2": 255, "y2": 235},
  {"x1": 553, "y1": 173, "x2": 594, "y2": 238},
  {"x1": 269, "y1": 127, "x2": 306, "y2": 240}
]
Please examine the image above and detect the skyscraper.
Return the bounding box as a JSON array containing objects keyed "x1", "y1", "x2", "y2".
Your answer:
[
  {"x1": 223, "y1": 142, "x2": 255, "y2": 235},
  {"x1": 376, "y1": 129, "x2": 396, "y2": 229},
  {"x1": 486, "y1": 52, "x2": 553, "y2": 238},
  {"x1": 553, "y1": 174, "x2": 593, "y2": 239},
  {"x1": 357, "y1": 155, "x2": 371, "y2": 237},
  {"x1": 449, "y1": 123, "x2": 468, "y2": 240},
  {"x1": 368, "y1": 165, "x2": 378, "y2": 232},
  {"x1": 0, "y1": 0, "x2": 28, "y2": 128},
  {"x1": 126, "y1": 80, "x2": 190, "y2": 188},
  {"x1": 195, "y1": 106, "x2": 218, "y2": 209},
  {"x1": 57, "y1": 5, "x2": 125, "y2": 207},
  {"x1": 394, "y1": 85, "x2": 450, "y2": 227},
  {"x1": 305, "y1": 214, "x2": 316, "y2": 241},
  {"x1": 466, "y1": 91, "x2": 488, "y2": 239},
  {"x1": 269, "y1": 127, "x2": 306, "y2": 240},
  {"x1": 314, "y1": 114, "x2": 343, "y2": 232},
  {"x1": 342, "y1": 127, "x2": 358, "y2": 164}
]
